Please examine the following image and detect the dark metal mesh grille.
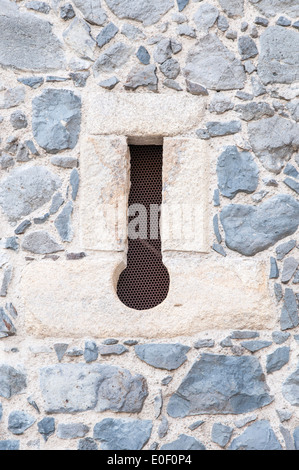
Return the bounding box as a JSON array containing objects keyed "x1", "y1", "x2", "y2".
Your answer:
[{"x1": 117, "y1": 145, "x2": 170, "y2": 310}]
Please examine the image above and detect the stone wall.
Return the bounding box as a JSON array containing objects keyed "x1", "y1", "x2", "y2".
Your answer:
[{"x1": 0, "y1": 0, "x2": 299, "y2": 451}]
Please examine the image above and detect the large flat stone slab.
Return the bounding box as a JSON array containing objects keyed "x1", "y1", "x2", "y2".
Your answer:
[
  {"x1": 20, "y1": 255, "x2": 276, "y2": 338},
  {"x1": 83, "y1": 91, "x2": 206, "y2": 137}
]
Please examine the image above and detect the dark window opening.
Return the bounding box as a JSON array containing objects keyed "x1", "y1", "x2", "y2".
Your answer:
[{"x1": 117, "y1": 145, "x2": 170, "y2": 310}]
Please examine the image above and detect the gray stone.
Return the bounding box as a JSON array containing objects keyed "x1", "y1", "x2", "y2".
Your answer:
[
  {"x1": 293, "y1": 21, "x2": 299, "y2": 30},
  {"x1": 5, "y1": 303, "x2": 17, "y2": 320},
  {"x1": 241, "y1": 22, "x2": 249, "y2": 32},
  {"x1": 102, "y1": 338, "x2": 118, "y2": 345},
  {"x1": 280, "y1": 288, "x2": 299, "y2": 330},
  {"x1": 276, "y1": 16, "x2": 291, "y2": 27},
  {"x1": 0, "y1": 307, "x2": 16, "y2": 336},
  {"x1": 34, "y1": 213, "x2": 50, "y2": 225},
  {"x1": 206, "y1": 121, "x2": 241, "y2": 137},
  {"x1": 0, "y1": 165, "x2": 61, "y2": 223},
  {"x1": 248, "y1": 0, "x2": 299, "y2": 19},
  {"x1": 213, "y1": 215, "x2": 222, "y2": 243},
  {"x1": 217, "y1": 15, "x2": 229, "y2": 32},
  {"x1": 161, "y1": 376, "x2": 173, "y2": 386},
  {"x1": 1, "y1": 237, "x2": 19, "y2": 251},
  {"x1": 8, "y1": 411, "x2": 36, "y2": 435},
  {"x1": 218, "y1": 0, "x2": 244, "y2": 18},
  {"x1": 211, "y1": 423, "x2": 233, "y2": 447},
  {"x1": 161, "y1": 434, "x2": 206, "y2": 450},
  {"x1": 225, "y1": 29, "x2": 238, "y2": 40},
  {"x1": 276, "y1": 240, "x2": 297, "y2": 261},
  {"x1": 286, "y1": 101, "x2": 299, "y2": 122},
  {"x1": 280, "y1": 425, "x2": 295, "y2": 450},
  {"x1": 0, "y1": 266, "x2": 13, "y2": 298},
  {"x1": 38, "y1": 417, "x2": 55, "y2": 442},
  {"x1": 284, "y1": 164, "x2": 299, "y2": 179},
  {"x1": 177, "y1": 24, "x2": 197, "y2": 38},
  {"x1": 94, "y1": 418, "x2": 152, "y2": 450},
  {"x1": 188, "y1": 420, "x2": 204, "y2": 431},
  {"x1": 40, "y1": 364, "x2": 148, "y2": 413},
  {"x1": 193, "y1": 3, "x2": 219, "y2": 33},
  {"x1": 160, "y1": 58, "x2": 180, "y2": 79},
  {"x1": 167, "y1": 354, "x2": 272, "y2": 417},
  {"x1": 209, "y1": 93, "x2": 233, "y2": 114},
  {"x1": 281, "y1": 257, "x2": 299, "y2": 283},
  {"x1": 194, "y1": 339, "x2": 215, "y2": 349},
  {"x1": 70, "y1": 72, "x2": 90, "y2": 88},
  {"x1": 220, "y1": 195, "x2": 299, "y2": 256},
  {"x1": 18, "y1": 77, "x2": 44, "y2": 89},
  {"x1": 98, "y1": 76, "x2": 119, "y2": 90},
  {"x1": 154, "y1": 390, "x2": 163, "y2": 419},
  {"x1": 96, "y1": 23, "x2": 119, "y2": 48},
  {"x1": 54, "y1": 343, "x2": 68, "y2": 362},
  {"x1": 241, "y1": 340, "x2": 272, "y2": 352},
  {"x1": 238, "y1": 36, "x2": 258, "y2": 60},
  {"x1": 234, "y1": 414, "x2": 257, "y2": 428},
  {"x1": 72, "y1": 0, "x2": 107, "y2": 26},
  {"x1": 217, "y1": 146, "x2": 259, "y2": 199},
  {"x1": 282, "y1": 363, "x2": 299, "y2": 406},
  {"x1": 98, "y1": 344, "x2": 128, "y2": 356},
  {"x1": 186, "y1": 80, "x2": 208, "y2": 96},
  {"x1": 276, "y1": 409, "x2": 292, "y2": 423},
  {"x1": 32, "y1": 89, "x2": 81, "y2": 154},
  {"x1": 267, "y1": 347, "x2": 290, "y2": 373},
  {"x1": 170, "y1": 39, "x2": 182, "y2": 54},
  {"x1": 84, "y1": 341, "x2": 99, "y2": 363},
  {"x1": 135, "y1": 343, "x2": 190, "y2": 370},
  {"x1": 158, "y1": 416, "x2": 169, "y2": 439},
  {"x1": 0, "y1": 440, "x2": 20, "y2": 451},
  {"x1": 63, "y1": 18, "x2": 96, "y2": 60},
  {"x1": 25, "y1": 140, "x2": 39, "y2": 156},
  {"x1": 10, "y1": 110, "x2": 27, "y2": 129},
  {"x1": 93, "y1": 42, "x2": 133, "y2": 76},
  {"x1": 213, "y1": 189, "x2": 220, "y2": 206},
  {"x1": 26, "y1": 1, "x2": 51, "y2": 13},
  {"x1": 136, "y1": 46, "x2": 150, "y2": 65},
  {"x1": 294, "y1": 428, "x2": 299, "y2": 450},
  {"x1": 27, "y1": 397, "x2": 39, "y2": 415},
  {"x1": 22, "y1": 231, "x2": 63, "y2": 254},
  {"x1": 51, "y1": 156, "x2": 78, "y2": 169},
  {"x1": 49, "y1": 193, "x2": 64, "y2": 216},
  {"x1": 0, "y1": 87, "x2": 25, "y2": 109},
  {"x1": 0, "y1": 153, "x2": 14, "y2": 170},
  {"x1": 153, "y1": 39, "x2": 172, "y2": 64},
  {"x1": 104, "y1": 0, "x2": 174, "y2": 26},
  {"x1": 60, "y1": 3, "x2": 75, "y2": 20},
  {"x1": 121, "y1": 23, "x2": 146, "y2": 40},
  {"x1": 251, "y1": 76, "x2": 266, "y2": 97},
  {"x1": 212, "y1": 243, "x2": 227, "y2": 257},
  {"x1": 54, "y1": 202, "x2": 73, "y2": 242},
  {"x1": 57, "y1": 423, "x2": 89, "y2": 439},
  {"x1": 125, "y1": 65, "x2": 158, "y2": 92},
  {"x1": 254, "y1": 16, "x2": 269, "y2": 26},
  {"x1": 66, "y1": 252, "x2": 86, "y2": 260},
  {"x1": 244, "y1": 60, "x2": 256, "y2": 74},
  {"x1": 235, "y1": 91, "x2": 254, "y2": 101},
  {"x1": 258, "y1": 27, "x2": 299, "y2": 85},
  {"x1": 163, "y1": 79, "x2": 183, "y2": 91},
  {"x1": 229, "y1": 420, "x2": 282, "y2": 450},
  {"x1": 269, "y1": 257, "x2": 279, "y2": 279},
  {"x1": 177, "y1": 0, "x2": 189, "y2": 11},
  {"x1": 293, "y1": 270, "x2": 299, "y2": 284},
  {"x1": 66, "y1": 348, "x2": 83, "y2": 357},
  {"x1": 220, "y1": 337, "x2": 233, "y2": 347},
  {"x1": 272, "y1": 331, "x2": 290, "y2": 344},
  {"x1": 235, "y1": 102, "x2": 274, "y2": 121},
  {"x1": 184, "y1": 34, "x2": 246, "y2": 90},
  {"x1": 284, "y1": 177, "x2": 299, "y2": 195},
  {"x1": 0, "y1": 3, "x2": 65, "y2": 71},
  {"x1": 78, "y1": 438, "x2": 98, "y2": 451},
  {"x1": 15, "y1": 143, "x2": 30, "y2": 163}
]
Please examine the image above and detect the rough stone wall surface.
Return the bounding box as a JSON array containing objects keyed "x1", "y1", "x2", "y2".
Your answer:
[{"x1": 0, "y1": 0, "x2": 299, "y2": 451}]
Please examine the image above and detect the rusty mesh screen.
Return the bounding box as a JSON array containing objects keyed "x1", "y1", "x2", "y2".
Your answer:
[{"x1": 117, "y1": 145, "x2": 170, "y2": 310}]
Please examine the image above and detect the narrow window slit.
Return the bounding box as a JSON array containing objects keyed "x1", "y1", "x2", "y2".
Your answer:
[{"x1": 117, "y1": 145, "x2": 170, "y2": 310}]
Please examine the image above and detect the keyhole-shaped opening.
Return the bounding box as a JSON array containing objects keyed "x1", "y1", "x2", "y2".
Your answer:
[{"x1": 117, "y1": 145, "x2": 170, "y2": 310}]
